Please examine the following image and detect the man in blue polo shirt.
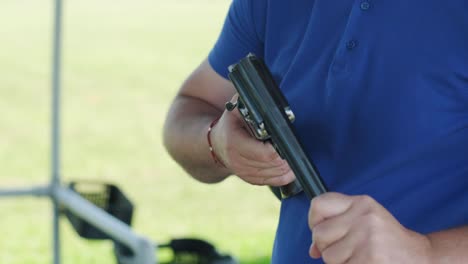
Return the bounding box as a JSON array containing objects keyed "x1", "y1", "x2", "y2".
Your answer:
[{"x1": 163, "y1": 0, "x2": 468, "y2": 263}]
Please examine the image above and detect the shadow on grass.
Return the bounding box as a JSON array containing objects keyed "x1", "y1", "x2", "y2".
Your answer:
[{"x1": 240, "y1": 256, "x2": 271, "y2": 264}]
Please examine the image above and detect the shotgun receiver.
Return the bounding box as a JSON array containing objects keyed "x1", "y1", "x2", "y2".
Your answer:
[{"x1": 226, "y1": 53, "x2": 328, "y2": 200}]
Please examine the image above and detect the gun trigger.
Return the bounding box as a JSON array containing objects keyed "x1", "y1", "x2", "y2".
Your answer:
[{"x1": 225, "y1": 101, "x2": 238, "y2": 112}]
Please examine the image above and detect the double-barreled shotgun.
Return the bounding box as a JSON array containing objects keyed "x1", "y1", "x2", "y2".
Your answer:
[{"x1": 226, "y1": 53, "x2": 328, "y2": 200}]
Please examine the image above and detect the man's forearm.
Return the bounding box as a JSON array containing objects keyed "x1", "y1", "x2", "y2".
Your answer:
[
  {"x1": 427, "y1": 225, "x2": 468, "y2": 263},
  {"x1": 163, "y1": 95, "x2": 231, "y2": 183}
]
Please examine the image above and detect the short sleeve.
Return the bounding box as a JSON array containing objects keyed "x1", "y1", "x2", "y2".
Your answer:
[{"x1": 208, "y1": 0, "x2": 267, "y2": 79}]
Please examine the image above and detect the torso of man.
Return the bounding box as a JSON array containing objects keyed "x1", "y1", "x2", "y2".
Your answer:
[{"x1": 208, "y1": 1, "x2": 468, "y2": 263}]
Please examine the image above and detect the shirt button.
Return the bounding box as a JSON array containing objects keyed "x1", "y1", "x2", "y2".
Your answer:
[
  {"x1": 346, "y1": 40, "x2": 358, "y2": 50},
  {"x1": 360, "y1": 1, "x2": 371, "y2": 10}
]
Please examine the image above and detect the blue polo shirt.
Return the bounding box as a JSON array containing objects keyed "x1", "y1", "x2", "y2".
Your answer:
[{"x1": 208, "y1": 1, "x2": 468, "y2": 263}]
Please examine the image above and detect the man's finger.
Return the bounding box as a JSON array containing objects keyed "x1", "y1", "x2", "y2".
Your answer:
[
  {"x1": 236, "y1": 139, "x2": 282, "y2": 164},
  {"x1": 309, "y1": 192, "x2": 354, "y2": 229},
  {"x1": 263, "y1": 170, "x2": 295, "y2": 186},
  {"x1": 312, "y1": 204, "x2": 355, "y2": 253},
  {"x1": 309, "y1": 242, "x2": 321, "y2": 259},
  {"x1": 320, "y1": 224, "x2": 364, "y2": 264},
  {"x1": 240, "y1": 170, "x2": 295, "y2": 186},
  {"x1": 238, "y1": 148, "x2": 285, "y2": 168},
  {"x1": 235, "y1": 162, "x2": 290, "y2": 181}
]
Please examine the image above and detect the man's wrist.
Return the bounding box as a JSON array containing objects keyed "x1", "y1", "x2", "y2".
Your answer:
[{"x1": 207, "y1": 116, "x2": 226, "y2": 168}]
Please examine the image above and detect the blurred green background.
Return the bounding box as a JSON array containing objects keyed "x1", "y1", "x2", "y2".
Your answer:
[{"x1": 0, "y1": 1, "x2": 280, "y2": 263}]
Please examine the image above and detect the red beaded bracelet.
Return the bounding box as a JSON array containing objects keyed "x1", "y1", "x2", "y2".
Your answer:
[{"x1": 207, "y1": 117, "x2": 226, "y2": 167}]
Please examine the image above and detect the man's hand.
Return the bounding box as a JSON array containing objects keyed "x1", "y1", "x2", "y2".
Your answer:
[
  {"x1": 210, "y1": 95, "x2": 295, "y2": 187},
  {"x1": 308, "y1": 193, "x2": 432, "y2": 264}
]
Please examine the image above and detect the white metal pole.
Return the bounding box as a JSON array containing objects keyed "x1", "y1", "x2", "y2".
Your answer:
[
  {"x1": 0, "y1": 186, "x2": 50, "y2": 197},
  {"x1": 51, "y1": 0, "x2": 63, "y2": 263},
  {"x1": 53, "y1": 186, "x2": 157, "y2": 264}
]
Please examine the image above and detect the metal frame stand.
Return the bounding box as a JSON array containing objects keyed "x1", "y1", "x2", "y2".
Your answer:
[{"x1": 0, "y1": 1, "x2": 156, "y2": 263}]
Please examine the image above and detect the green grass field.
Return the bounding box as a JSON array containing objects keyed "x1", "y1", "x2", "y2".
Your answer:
[{"x1": 0, "y1": 1, "x2": 280, "y2": 263}]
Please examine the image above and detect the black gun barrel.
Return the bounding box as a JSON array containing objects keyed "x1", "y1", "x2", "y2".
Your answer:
[{"x1": 228, "y1": 54, "x2": 328, "y2": 199}]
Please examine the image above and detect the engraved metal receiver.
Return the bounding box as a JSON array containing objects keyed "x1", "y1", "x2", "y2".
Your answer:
[{"x1": 225, "y1": 96, "x2": 303, "y2": 199}]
